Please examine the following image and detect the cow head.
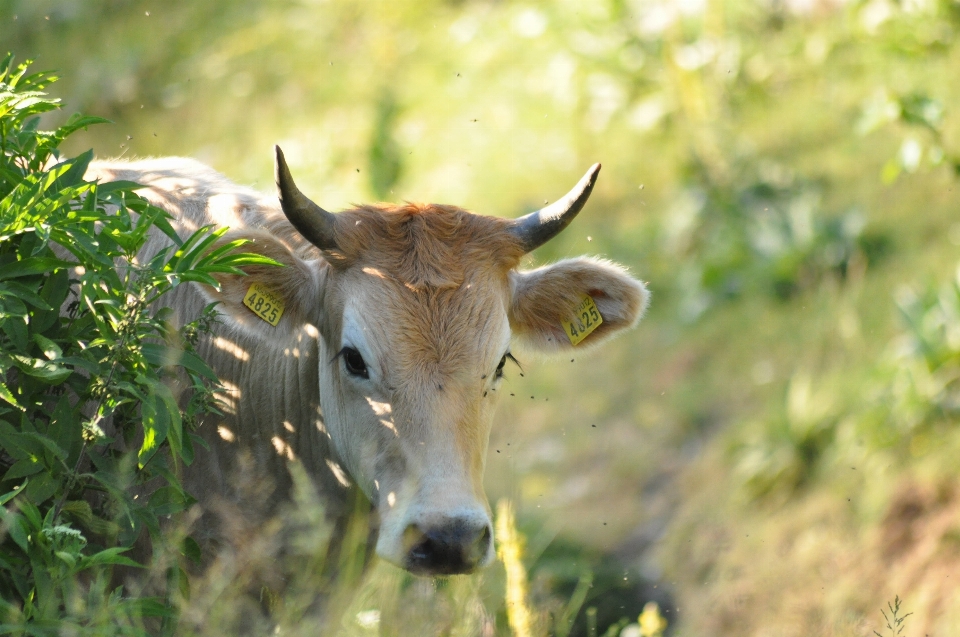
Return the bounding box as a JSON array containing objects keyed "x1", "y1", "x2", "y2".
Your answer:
[{"x1": 208, "y1": 147, "x2": 649, "y2": 576}]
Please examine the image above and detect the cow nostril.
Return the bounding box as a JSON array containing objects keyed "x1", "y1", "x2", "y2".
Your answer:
[
  {"x1": 474, "y1": 525, "x2": 491, "y2": 556},
  {"x1": 404, "y1": 519, "x2": 491, "y2": 576}
]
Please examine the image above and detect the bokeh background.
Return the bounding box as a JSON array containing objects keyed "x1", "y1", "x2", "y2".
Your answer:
[{"x1": 5, "y1": 0, "x2": 960, "y2": 634}]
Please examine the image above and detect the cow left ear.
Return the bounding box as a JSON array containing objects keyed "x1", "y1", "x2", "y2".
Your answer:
[
  {"x1": 193, "y1": 228, "x2": 328, "y2": 341},
  {"x1": 508, "y1": 257, "x2": 649, "y2": 352}
]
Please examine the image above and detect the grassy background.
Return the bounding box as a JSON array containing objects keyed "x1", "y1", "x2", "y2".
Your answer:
[{"x1": 4, "y1": 0, "x2": 960, "y2": 634}]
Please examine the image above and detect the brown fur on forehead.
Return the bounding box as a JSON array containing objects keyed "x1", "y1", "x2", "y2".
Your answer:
[
  {"x1": 326, "y1": 203, "x2": 525, "y2": 288},
  {"x1": 328, "y1": 270, "x2": 509, "y2": 396},
  {"x1": 388, "y1": 283, "x2": 508, "y2": 387}
]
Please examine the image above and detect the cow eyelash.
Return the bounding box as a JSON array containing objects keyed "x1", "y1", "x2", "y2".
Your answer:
[
  {"x1": 495, "y1": 353, "x2": 520, "y2": 380},
  {"x1": 334, "y1": 346, "x2": 369, "y2": 379}
]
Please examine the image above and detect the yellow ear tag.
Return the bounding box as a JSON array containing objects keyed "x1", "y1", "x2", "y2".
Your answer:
[
  {"x1": 243, "y1": 282, "x2": 285, "y2": 326},
  {"x1": 563, "y1": 294, "x2": 603, "y2": 346}
]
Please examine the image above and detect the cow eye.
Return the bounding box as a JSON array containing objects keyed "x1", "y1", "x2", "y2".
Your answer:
[{"x1": 341, "y1": 347, "x2": 369, "y2": 378}]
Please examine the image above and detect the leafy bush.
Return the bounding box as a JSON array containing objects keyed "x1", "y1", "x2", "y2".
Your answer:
[
  {"x1": 0, "y1": 55, "x2": 270, "y2": 634},
  {"x1": 527, "y1": 537, "x2": 670, "y2": 637},
  {"x1": 665, "y1": 158, "x2": 874, "y2": 321},
  {"x1": 732, "y1": 261, "x2": 960, "y2": 502},
  {"x1": 731, "y1": 371, "x2": 840, "y2": 502},
  {"x1": 855, "y1": 269, "x2": 960, "y2": 450},
  {"x1": 859, "y1": 91, "x2": 960, "y2": 183}
]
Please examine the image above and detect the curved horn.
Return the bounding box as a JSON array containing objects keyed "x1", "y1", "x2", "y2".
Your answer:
[
  {"x1": 275, "y1": 145, "x2": 338, "y2": 251},
  {"x1": 510, "y1": 163, "x2": 601, "y2": 253}
]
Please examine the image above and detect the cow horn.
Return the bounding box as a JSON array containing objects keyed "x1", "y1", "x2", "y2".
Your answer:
[
  {"x1": 275, "y1": 145, "x2": 338, "y2": 251},
  {"x1": 510, "y1": 163, "x2": 601, "y2": 254}
]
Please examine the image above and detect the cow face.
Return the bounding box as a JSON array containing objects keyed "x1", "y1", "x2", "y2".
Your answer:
[
  {"x1": 318, "y1": 250, "x2": 513, "y2": 575},
  {"x1": 206, "y1": 148, "x2": 649, "y2": 576}
]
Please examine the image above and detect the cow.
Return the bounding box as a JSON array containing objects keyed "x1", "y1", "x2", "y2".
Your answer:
[{"x1": 86, "y1": 147, "x2": 649, "y2": 579}]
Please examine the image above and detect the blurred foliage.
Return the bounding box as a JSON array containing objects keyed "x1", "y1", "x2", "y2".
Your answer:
[
  {"x1": 863, "y1": 267, "x2": 960, "y2": 445},
  {"x1": 4, "y1": 0, "x2": 928, "y2": 321},
  {"x1": 527, "y1": 537, "x2": 670, "y2": 637},
  {"x1": 367, "y1": 90, "x2": 404, "y2": 200},
  {"x1": 0, "y1": 56, "x2": 272, "y2": 634},
  {"x1": 859, "y1": 90, "x2": 960, "y2": 183},
  {"x1": 731, "y1": 371, "x2": 840, "y2": 502},
  {"x1": 665, "y1": 160, "x2": 872, "y2": 320}
]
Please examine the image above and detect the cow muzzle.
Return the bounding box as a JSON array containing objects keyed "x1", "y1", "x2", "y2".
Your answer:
[{"x1": 402, "y1": 516, "x2": 493, "y2": 576}]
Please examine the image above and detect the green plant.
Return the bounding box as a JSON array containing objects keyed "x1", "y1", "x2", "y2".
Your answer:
[
  {"x1": 852, "y1": 0, "x2": 960, "y2": 185},
  {"x1": 0, "y1": 54, "x2": 273, "y2": 634},
  {"x1": 666, "y1": 158, "x2": 872, "y2": 321},
  {"x1": 732, "y1": 371, "x2": 839, "y2": 502},
  {"x1": 874, "y1": 595, "x2": 912, "y2": 637},
  {"x1": 895, "y1": 272, "x2": 960, "y2": 376},
  {"x1": 852, "y1": 268, "x2": 960, "y2": 453},
  {"x1": 859, "y1": 91, "x2": 960, "y2": 183}
]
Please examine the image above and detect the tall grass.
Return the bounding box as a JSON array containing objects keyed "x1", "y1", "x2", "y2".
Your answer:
[{"x1": 497, "y1": 499, "x2": 535, "y2": 637}]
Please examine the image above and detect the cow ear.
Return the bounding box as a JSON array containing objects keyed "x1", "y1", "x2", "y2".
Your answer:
[
  {"x1": 195, "y1": 229, "x2": 327, "y2": 340},
  {"x1": 508, "y1": 257, "x2": 649, "y2": 352}
]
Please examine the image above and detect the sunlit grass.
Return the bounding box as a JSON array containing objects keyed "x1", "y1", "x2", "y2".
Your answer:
[
  {"x1": 164, "y1": 493, "x2": 572, "y2": 636},
  {"x1": 497, "y1": 499, "x2": 535, "y2": 637}
]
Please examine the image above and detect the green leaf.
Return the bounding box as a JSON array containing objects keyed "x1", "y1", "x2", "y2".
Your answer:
[
  {"x1": 0, "y1": 482, "x2": 26, "y2": 507},
  {"x1": 213, "y1": 250, "x2": 283, "y2": 269},
  {"x1": 38, "y1": 263, "x2": 70, "y2": 307},
  {"x1": 9, "y1": 354, "x2": 71, "y2": 383},
  {"x1": 0, "y1": 257, "x2": 71, "y2": 280},
  {"x1": 24, "y1": 501, "x2": 47, "y2": 532},
  {"x1": 0, "y1": 419, "x2": 30, "y2": 459},
  {"x1": 94, "y1": 179, "x2": 142, "y2": 194},
  {"x1": 84, "y1": 513, "x2": 121, "y2": 538},
  {"x1": 0, "y1": 291, "x2": 29, "y2": 320},
  {"x1": 46, "y1": 394, "x2": 82, "y2": 465},
  {"x1": 171, "y1": 270, "x2": 219, "y2": 287},
  {"x1": 5, "y1": 512, "x2": 30, "y2": 552},
  {"x1": 54, "y1": 550, "x2": 77, "y2": 569},
  {"x1": 138, "y1": 392, "x2": 168, "y2": 469},
  {"x1": 124, "y1": 597, "x2": 175, "y2": 618},
  {"x1": 81, "y1": 546, "x2": 143, "y2": 568},
  {"x1": 176, "y1": 564, "x2": 190, "y2": 600},
  {"x1": 59, "y1": 500, "x2": 93, "y2": 525},
  {"x1": 52, "y1": 148, "x2": 93, "y2": 189},
  {"x1": 19, "y1": 431, "x2": 68, "y2": 462},
  {"x1": 180, "y1": 426, "x2": 195, "y2": 466},
  {"x1": 22, "y1": 471, "x2": 59, "y2": 504},
  {"x1": 1, "y1": 316, "x2": 28, "y2": 352},
  {"x1": 141, "y1": 343, "x2": 218, "y2": 381},
  {"x1": 147, "y1": 486, "x2": 194, "y2": 517},
  {"x1": 55, "y1": 114, "x2": 110, "y2": 140},
  {"x1": 898, "y1": 94, "x2": 944, "y2": 131},
  {"x1": 58, "y1": 355, "x2": 99, "y2": 375},
  {"x1": 181, "y1": 536, "x2": 202, "y2": 566},
  {"x1": 155, "y1": 381, "x2": 184, "y2": 458},
  {"x1": 141, "y1": 342, "x2": 183, "y2": 369},
  {"x1": 189, "y1": 433, "x2": 209, "y2": 453},
  {"x1": 0, "y1": 380, "x2": 23, "y2": 411},
  {"x1": 0, "y1": 280, "x2": 53, "y2": 311},
  {"x1": 32, "y1": 333, "x2": 62, "y2": 360},
  {"x1": 2, "y1": 457, "x2": 44, "y2": 481}
]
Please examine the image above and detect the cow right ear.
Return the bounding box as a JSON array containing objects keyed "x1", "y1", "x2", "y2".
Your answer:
[
  {"x1": 193, "y1": 229, "x2": 328, "y2": 340},
  {"x1": 508, "y1": 257, "x2": 649, "y2": 353}
]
